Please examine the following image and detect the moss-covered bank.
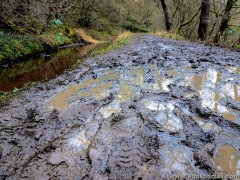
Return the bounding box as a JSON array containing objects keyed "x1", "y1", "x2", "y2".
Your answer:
[{"x1": 0, "y1": 30, "x2": 44, "y2": 62}]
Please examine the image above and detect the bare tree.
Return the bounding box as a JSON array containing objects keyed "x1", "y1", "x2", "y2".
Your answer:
[
  {"x1": 214, "y1": 0, "x2": 238, "y2": 42},
  {"x1": 159, "y1": 0, "x2": 171, "y2": 31},
  {"x1": 198, "y1": 0, "x2": 210, "y2": 41}
]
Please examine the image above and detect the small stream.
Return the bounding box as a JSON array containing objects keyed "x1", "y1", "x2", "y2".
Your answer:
[{"x1": 0, "y1": 42, "x2": 112, "y2": 91}]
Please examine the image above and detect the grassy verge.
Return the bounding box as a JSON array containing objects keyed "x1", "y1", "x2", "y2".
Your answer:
[{"x1": 0, "y1": 31, "x2": 44, "y2": 62}]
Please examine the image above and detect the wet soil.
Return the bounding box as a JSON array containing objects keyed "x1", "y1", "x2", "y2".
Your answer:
[{"x1": 1, "y1": 34, "x2": 240, "y2": 179}]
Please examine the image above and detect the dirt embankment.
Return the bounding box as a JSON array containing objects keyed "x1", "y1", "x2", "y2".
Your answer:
[{"x1": 1, "y1": 35, "x2": 240, "y2": 179}]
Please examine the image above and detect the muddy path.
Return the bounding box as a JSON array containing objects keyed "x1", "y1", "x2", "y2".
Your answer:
[{"x1": 1, "y1": 35, "x2": 240, "y2": 179}]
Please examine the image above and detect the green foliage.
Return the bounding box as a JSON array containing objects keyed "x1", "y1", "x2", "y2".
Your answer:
[
  {"x1": 13, "y1": 87, "x2": 19, "y2": 93},
  {"x1": 56, "y1": 35, "x2": 62, "y2": 43},
  {"x1": 65, "y1": 26, "x2": 75, "y2": 37},
  {"x1": 0, "y1": 92, "x2": 12, "y2": 106},
  {"x1": 122, "y1": 21, "x2": 149, "y2": 33},
  {"x1": 52, "y1": 19, "x2": 63, "y2": 27},
  {"x1": 0, "y1": 31, "x2": 44, "y2": 61},
  {"x1": 235, "y1": 44, "x2": 240, "y2": 49},
  {"x1": 23, "y1": 81, "x2": 39, "y2": 89},
  {"x1": 39, "y1": 19, "x2": 73, "y2": 46},
  {"x1": 39, "y1": 32, "x2": 73, "y2": 46},
  {"x1": 68, "y1": 59, "x2": 84, "y2": 69},
  {"x1": 229, "y1": 30, "x2": 236, "y2": 35}
]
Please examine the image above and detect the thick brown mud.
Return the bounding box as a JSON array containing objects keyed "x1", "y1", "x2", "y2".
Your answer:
[{"x1": 1, "y1": 35, "x2": 240, "y2": 179}]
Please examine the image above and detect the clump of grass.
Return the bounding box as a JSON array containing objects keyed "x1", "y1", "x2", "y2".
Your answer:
[
  {"x1": 154, "y1": 31, "x2": 184, "y2": 40},
  {"x1": 23, "y1": 81, "x2": 39, "y2": 89},
  {"x1": 68, "y1": 59, "x2": 84, "y2": 70},
  {"x1": 74, "y1": 29, "x2": 99, "y2": 44},
  {"x1": 0, "y1": 92, "x2": 12, "y2": 106}
]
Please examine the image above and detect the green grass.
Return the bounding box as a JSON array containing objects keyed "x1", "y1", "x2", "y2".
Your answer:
[
  {"x1": 0, "y1": 92, "x2": 12, "y2": 106},
  {"x1": 0, "y1": 31, "x2": 44, "y2": 61}
]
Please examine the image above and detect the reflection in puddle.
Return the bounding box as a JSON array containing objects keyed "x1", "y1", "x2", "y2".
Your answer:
[
  {"x1": 47, "y1": 72, "x2": 119, "y2": 110},
  {"x1": 157, "y1": 76, "x2": 174, "y2": 91},
  {"x1": 213, "y1": 144, "x2": 240, "y2": 175},
  {"x1": 156, "y1": 111, "x2": 183, "y2": 131},
  {"x1": 204, "y1": 68, "x2": 222, "y2": 85},
  {"x1": 89, "y1": 82, "x2": 112, "y2": 100},
  {"x1": 165, "y1": 69, "x2": 179, "y2": 77},
  {"x1": 99, "y1": 100, "x2": 122, "y2": 118},
  {"x1": 47, "y1": 84, "x2": 83, "y2": 110},
  {"x1": 192, "y1": 116, "x2": 222, "y2": 132},
  {"x1": 142, "y1": 100, "x2": 175, "y2": 111},
  {"x1": 222, "y1": 83, "x2": 240, "y2": 102},
  {"x1": 117, "y1": 82, "x2": 136, "y2": 102},
  {"x1": 180, "y1": 68, "x2": 239, "y2": 121},
  {"x1": 131, "y1": 68, "x2": 145, "y2": 86},
  {"x1": 143, "y1": 83, "x2": 159, "y2": 90},
  {"x1": 48, "y1": 65, "x2": 240, "y2": 124},
  {"x1": 180, "y1": 74, "x2": 203, "y2": 91},
  {"x1": 226, "y1": 66, "x2": 240, "y2": 74},
  {"x1": 74, "y1": 91, "x2": 90, "y2": 99},
  {"x1": 96, "y1": 71, "x2": 120, "y2": 83}
]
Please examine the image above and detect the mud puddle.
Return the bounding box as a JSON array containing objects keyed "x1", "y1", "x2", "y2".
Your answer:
[
  {"x1": 213, "y1": 144, "x2": 240, "y2": 175},
  {"x1": 1, "y1": 35, "x2": 240, "y2": 179}
]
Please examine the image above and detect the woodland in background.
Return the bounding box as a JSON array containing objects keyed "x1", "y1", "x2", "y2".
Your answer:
[{"x1": 0, "y1": 0, "x2": 240, "y2": 47}]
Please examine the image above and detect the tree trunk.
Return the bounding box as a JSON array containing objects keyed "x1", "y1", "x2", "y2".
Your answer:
[
  {"x1": 160, "y1": 0, "x2": 171, "y2": 32},
  {"x1": 198, "y1": 0, "x2": 210, "y2": 41},
  {"x1": 214, "y1": 0, "x2": 237, "y2": 42}
]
